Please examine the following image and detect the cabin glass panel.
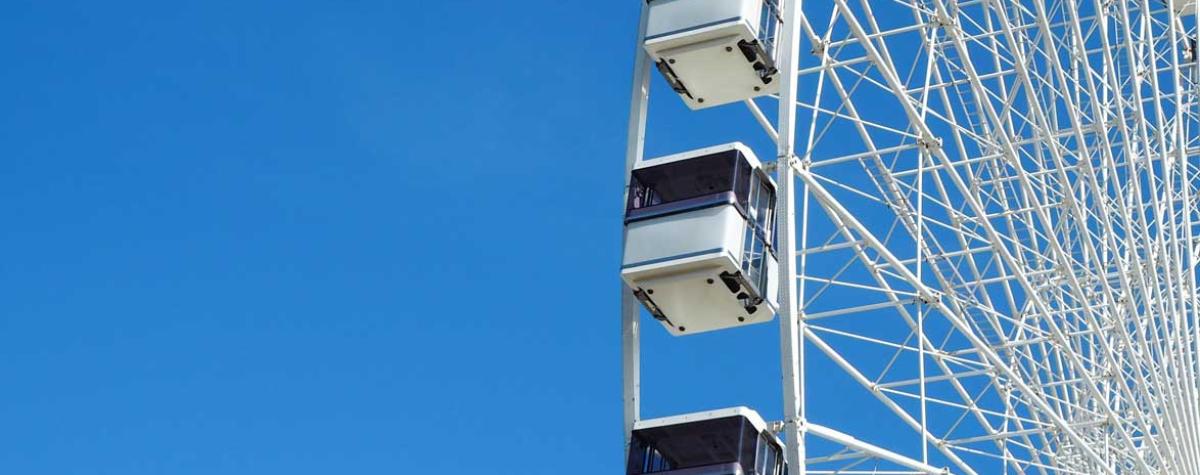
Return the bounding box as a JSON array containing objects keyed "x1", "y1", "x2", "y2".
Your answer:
[
  {"x1": 757, "y1": 0, "x2": 781, "y2": 59},
  {"x1": 627, "y1": 416, "x2": 754, "y2": 474},
  {"x1": 627, "y1": 415, "x2": 784, "y2": 475},
  {"x1": 627, "y1": 151, "x2": 737, "y2": 214},
  {"x1": 625, "y1": 149, "x2": 770, "y2": 225},
  {"x1": 738, "y1": 171, "x2": 776, "y2": 301},
  {"x1": 734, "y1": 157, "x2": 752, "y2": 211},
  {"x1": 755, "y1": 434, "x2": 783, "y2": 475}
]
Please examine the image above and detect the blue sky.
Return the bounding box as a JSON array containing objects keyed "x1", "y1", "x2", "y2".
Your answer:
[{"x1": 0, "y1": 1, "x2": 906, "y2": 473}]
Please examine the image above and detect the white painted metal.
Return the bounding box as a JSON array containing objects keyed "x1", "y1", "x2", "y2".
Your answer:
[
  {"x1": 635, "y1": 406, "x2": 774, "y2": 436},
  {"x1": 1170, "y1": 0, "x2": 1196, "y2": 15},
  {"x1": 622, "y1": 0, "x2": 652, "y2": 459},
  {"x1": 623, "y1": 0, "x2": 1200, "y2": 473},
  {"x1": 633, "y1": 141, "x2": 768, "y2": 170},
  {"x1": 645, "y1": 0, "x2": 780, "y2": 109},
  {"x1": 773, "y1": 0, "x2": 806, "y2": 474},
  {"x1": 806, "y1": 423, "x2": 948, "y2": 475},
  {"x1": 645, "y1": 0, "x2": 764, "y2": 40}
]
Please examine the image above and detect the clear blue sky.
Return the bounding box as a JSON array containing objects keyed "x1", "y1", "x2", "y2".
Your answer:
[{"x1": 0, "y1": 1, "x2": 900, "y2": 473}]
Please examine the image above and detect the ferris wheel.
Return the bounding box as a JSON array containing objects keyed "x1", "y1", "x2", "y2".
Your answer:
[{"x1": 619, "y1": 0, "x2": 1200, "y2": 474}]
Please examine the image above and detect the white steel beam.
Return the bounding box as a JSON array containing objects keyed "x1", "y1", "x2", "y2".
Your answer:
[
  {"x1": 776, "y1": 0, "x2": 807, "y2": 473},
  {"x1": 620, "y1": 0, "x2": 651, "y2": 457}
]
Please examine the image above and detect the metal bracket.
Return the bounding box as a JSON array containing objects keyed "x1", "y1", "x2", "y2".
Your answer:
[
  {"x1": 811, "y1": 39, "x2": 829, "y2": 57},
  {"x1": 916, "y1": 292, "x2": 941, "y2": 305},
  {"x1": 719, "y1": 271, "x2": 766, "y2": 310},
  {"x1": 929, "y1": 11, "x2": 957, "y2": 29},
  {"x1": 633, "y1": 288, "x2": 672, "y2": 326},
  {"x1": 738, "y1": 39, "x2": 779, "y2": 85},
  {"x1": 654, "y1": 59, "x2": 694, "y2": 99},
  {"x1": 777, "y1": 154, "x2": 805, "y2": 173},
  {"x1": 917, "y1": 135, "x2": 943, "y2": 153}
]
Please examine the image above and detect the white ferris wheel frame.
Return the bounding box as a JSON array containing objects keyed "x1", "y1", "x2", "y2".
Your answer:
[{"x1": 621, "y1": 0, "x2": 1200, "y2": 474}]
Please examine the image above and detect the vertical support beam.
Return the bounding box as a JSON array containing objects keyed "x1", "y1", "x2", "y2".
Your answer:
[
  {"x1": 621, "y1": 0, "x2": 652, "y2": 458},
  {"x1": 775, "y1": 0, "x2": 806, "y2": 473}
]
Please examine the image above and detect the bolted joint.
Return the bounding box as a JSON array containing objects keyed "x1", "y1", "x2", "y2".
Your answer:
[
  {"x1": 929, "y1": 11, "x2": 957, "y2": 29},
  {"x1": 811, "y1": 39, "x2": 829, "y2": 57},
  {"x1": 917, "y1": 135, "x2": 943, "y2": 153},
  {"x1": 770, "y1": 418, "x2": 807, "y2": 433},
  {"x1": 777, "y1": 154, "x2": 805, "y2": 173}
]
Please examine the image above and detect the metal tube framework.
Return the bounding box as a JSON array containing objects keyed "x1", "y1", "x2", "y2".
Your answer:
[{"x1": 621, "y1": 0, "x2": 1200, "y2": 473}]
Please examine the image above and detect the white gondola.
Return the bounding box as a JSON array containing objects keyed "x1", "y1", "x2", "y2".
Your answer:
[
  {"x1": 627, "y1": 407, "x2": 787, "y2": 475},
  {"x1": 645, "y1": 0, "x2": 782, "y2": 109},
  {"x1": 622, "y1": 143, "x2": 779, "y2": 336}
]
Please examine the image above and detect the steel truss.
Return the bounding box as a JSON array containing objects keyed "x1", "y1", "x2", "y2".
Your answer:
[{"x1": 623, "y1": 0, "x2": 1200, "y2": 473}]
